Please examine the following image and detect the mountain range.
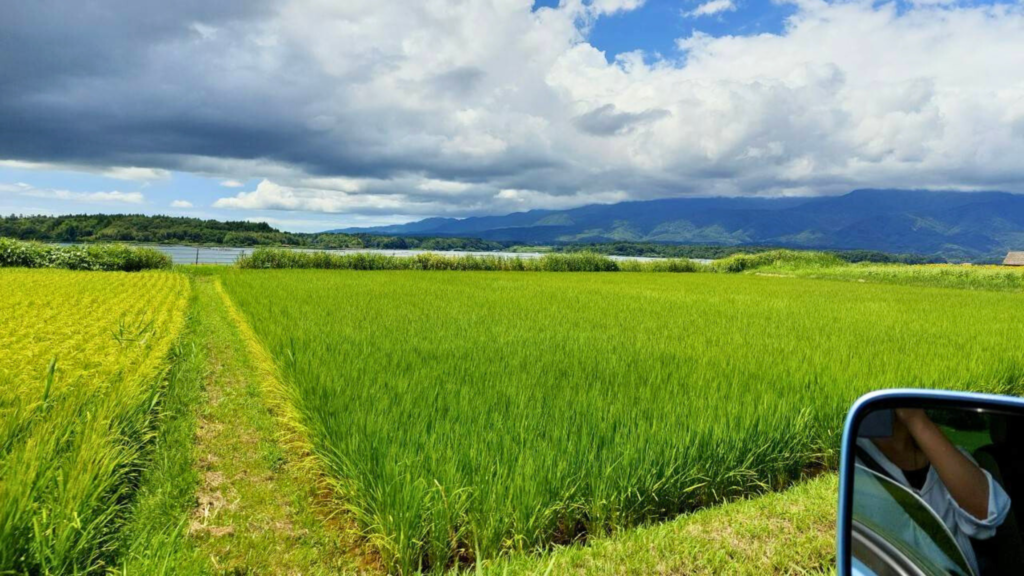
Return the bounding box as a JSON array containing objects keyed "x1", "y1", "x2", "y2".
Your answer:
[{"x1": 334, "y1": 189, "x2": 1024, "y2": 261}]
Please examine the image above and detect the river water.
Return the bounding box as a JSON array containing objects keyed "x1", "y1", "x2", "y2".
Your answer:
[{"x1": 119, "y1": 245, "x2": 707, "y2": 266}]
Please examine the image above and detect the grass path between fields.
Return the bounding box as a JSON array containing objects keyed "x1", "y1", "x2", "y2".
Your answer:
[{"x1": 185, "y1": 275, "x2": 373, "y2": 574}]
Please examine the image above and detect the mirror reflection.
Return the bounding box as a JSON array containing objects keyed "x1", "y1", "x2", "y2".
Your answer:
[{"x1": 852, "y1": 406, "x2": 1024, "y2": 575}]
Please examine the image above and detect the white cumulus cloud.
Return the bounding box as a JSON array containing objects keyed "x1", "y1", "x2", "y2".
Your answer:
[
  {"x1": 0, "y1": 160, "x2": 169, "y2": 181},
  {"x1": 5, "y1": 0, "x2": 1024, "y2": 221},
  {"x1": 99, "y1": 166, "x2": 171, "y2": 181},
  {"x1": 589, "y1": 0, "x2": 647, "y2": 16},
  {"x1": 202, "y1": 0, "x2": 1024, "y2": 208},
  {"x1": 49, "y1": 190, "x2": 144, "y2": 203},
  {"x1": 495, "y1": 188, "x2": 629, "y2": 211},
  {"x1": 0, "y1": 182, "x2": 144, "y2": 204},
  {"x1": 685, "y1": 0, "x2": 736, "y2": 18},
  {"x1": 213, "y1": 179, "x2": 414, "y2": 214},
  {"x1": 171, "y1": 200, "x2": 194, "y2": 208}
]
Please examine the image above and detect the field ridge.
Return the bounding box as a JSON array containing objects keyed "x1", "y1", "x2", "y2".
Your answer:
[{"x1": 208, "y1": 276, "x2": 378, "y2": 574}]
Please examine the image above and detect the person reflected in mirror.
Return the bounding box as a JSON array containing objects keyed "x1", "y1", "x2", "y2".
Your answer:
[{"x1": 856, "y1": 408, "x2": 1011, "y2": 574}]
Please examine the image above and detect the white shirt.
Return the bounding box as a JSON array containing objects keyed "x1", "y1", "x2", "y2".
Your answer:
[{"x1": 856, "y1": 438, "x2": 1011, "y2": 574}]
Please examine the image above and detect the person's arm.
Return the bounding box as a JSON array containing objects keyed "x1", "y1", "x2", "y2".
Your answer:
[{"x1": 896, "y1": 409, "x2": 989, "y2": 520}]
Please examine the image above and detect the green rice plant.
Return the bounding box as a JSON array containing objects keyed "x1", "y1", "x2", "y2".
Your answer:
[
  {"x1": 0, "y1": 269, "x2": 188, "y2": 573},
  {"x1": 0, "y1": 238, "x2": 171, "y2": 271},
  {"x1": 220, "y1": 270, "x2": 1024, "y2": 573}
]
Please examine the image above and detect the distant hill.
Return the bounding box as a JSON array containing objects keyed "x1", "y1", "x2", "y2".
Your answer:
[
  {"x1": 333, "y1": 189, "x2": 1024, "y2": 261},
  {"x1": 0, "y1": 214, "x2": 281, "y2": 245}
]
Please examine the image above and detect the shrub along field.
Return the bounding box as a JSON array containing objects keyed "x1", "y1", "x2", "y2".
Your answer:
[
  {"x1": 238, "y1": 246, "x2": 694, "y2": 272},
  {"x1": 220, "y1": 270, "x2": 1024, "y2": 573},
  {"x1": 236, "y1": 246, "x2": 834, "y2": 273},
  {"x1": 0, "y1": 269, "x2": 188, "y2": 573},
  {"x1": 0, "y1": 238, "x2": 171, "y2": 271}
]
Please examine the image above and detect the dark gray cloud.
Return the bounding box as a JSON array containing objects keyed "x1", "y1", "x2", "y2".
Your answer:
[
  {"x1": 0, "y1": 1, "x2": 561, "y2": 185},
  {"x1": 0, "y1": 1, "x2": 272, "y2": 92},
  {"x1": 430, "y1": 67, "x2": 488, "y2": 98},
  {"x1": 0, "y1": 1, "x2": 290, "y2": 167},
  {"x1": 572, "y1": 104, "x2": 671, "y2": 136}
]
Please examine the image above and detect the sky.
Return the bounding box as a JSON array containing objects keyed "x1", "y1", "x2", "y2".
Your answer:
[{"x1": 2, "y1": 0, "x2": 1024, "y2": 232}]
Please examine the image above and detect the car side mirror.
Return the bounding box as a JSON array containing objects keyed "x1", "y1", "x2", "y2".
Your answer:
[{"x1": 838, "y1": 390, "x2": 1024, "y2": 576}]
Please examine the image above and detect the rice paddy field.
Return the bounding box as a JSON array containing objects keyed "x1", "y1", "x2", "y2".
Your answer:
[
  {"x1": 0, "y1": 269, "x2": 188, "y2": 573},
  {"x1": 219, "y1": 269, "x2": 1024, "y2": 573}
]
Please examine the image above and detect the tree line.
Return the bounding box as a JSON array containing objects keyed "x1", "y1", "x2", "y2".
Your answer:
[
  {"x1": 0, "y1": 214, "x2": 507, "y2": 251},
  {"x1": 1, "y1": 214, "x2": 939, "y2": 263}
]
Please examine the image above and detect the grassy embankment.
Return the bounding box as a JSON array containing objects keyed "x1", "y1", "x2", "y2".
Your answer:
[
  {"x1": 194, "y1": 274, "x2": 371, "y2": 573},
  {"x1": 483, "y1": 474, "x2": 839, "y2": 576},
  {"x1": 219, "y1": 269, "x2": 1024, "y2": 573}
]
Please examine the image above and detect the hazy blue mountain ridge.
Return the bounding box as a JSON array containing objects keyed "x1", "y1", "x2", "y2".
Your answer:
[{"x1": 334, "y1": 190, "x2": 1024, "y2": 260}]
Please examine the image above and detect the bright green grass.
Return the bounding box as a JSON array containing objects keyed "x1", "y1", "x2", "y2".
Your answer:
[
  {"x1": 484, "y1": 474, "x2": 839, "y2": 575},
  {"x1": 219, "y1": 270, "x2": 1024, "y2": 573}
]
